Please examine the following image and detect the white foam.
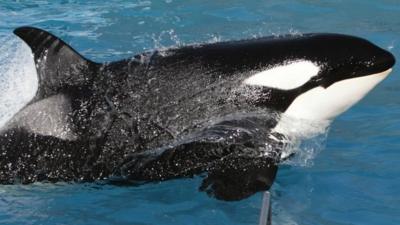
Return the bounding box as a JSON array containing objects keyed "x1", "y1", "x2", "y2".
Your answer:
[
  {"x1": 0, "y1": 35, "x2": 38, "y2": 128},
  {"x1": 272, "y1": 114, "x2": 330, "y2": 166}
]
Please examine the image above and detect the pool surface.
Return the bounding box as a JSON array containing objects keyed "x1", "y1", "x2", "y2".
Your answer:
[{"x1": 0, "y1": 1, "x2": 399, "y2": 224}]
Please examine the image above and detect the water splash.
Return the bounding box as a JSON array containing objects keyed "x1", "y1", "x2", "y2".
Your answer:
[
  {"x1": 0, "y1": 35, "x2": 37, "y2": 128},
  {"x1": 387, "y1": 40, "x2": 396, "y2": 51},
  {"x1": 273, "y1": 114, "x2": 330, "y2": 167},
  {"x1": 206, "y1": 34, "x2": 223, "y2": 44},
  {"x1": 269, "y1": 27, "x2": 303, "y2": 38},
  {"x1": 151, "y1": 29, "x2": 182, "y2": 52}
]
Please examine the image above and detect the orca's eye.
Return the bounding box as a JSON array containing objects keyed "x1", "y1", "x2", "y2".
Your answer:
[{"x1": 243, "y1": 60, "x2": 320, "y2": 90}]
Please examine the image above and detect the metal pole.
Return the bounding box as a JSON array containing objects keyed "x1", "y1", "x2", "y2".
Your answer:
[{"x1": 258, "y1": 191, "x2": 272, "y2": 225}]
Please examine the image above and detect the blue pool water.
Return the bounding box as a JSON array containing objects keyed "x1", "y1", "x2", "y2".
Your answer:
[{"x1": 0, "y1": 1, "x2": 399, "y2": 224}]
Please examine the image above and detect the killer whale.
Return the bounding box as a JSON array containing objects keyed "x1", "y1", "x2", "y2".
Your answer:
[{"x1": 0, "y1": 27, "x2": 395, "y2": 200}]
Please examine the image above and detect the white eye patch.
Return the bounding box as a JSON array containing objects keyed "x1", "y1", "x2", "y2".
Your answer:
[{"x1": 243, "y1": 60, "x2": 320, "y2": 90}]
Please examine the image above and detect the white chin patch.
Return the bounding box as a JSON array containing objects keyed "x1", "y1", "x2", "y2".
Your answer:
[
  {"x1": 243, "y1": 60, "x2": 320, "y2": 90},
  {"x1": 284, "y1": 68, "x2": 392, "y2": 121}
]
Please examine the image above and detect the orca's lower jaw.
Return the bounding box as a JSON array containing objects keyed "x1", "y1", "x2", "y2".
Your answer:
[{"x1": 282, "y1": 68, "x2": 393, "y2": 122}]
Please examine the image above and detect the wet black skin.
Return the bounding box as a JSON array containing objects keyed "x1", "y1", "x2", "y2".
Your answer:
[{"x1": 0, "y1": 27, "x2": 395, "y2": 201}]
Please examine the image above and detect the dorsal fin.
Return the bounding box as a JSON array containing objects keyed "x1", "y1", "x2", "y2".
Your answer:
[{"x1": 13, "y1": 26, "x2": 100, "y2": 100}]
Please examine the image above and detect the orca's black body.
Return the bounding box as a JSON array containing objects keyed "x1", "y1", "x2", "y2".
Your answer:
[{"x1": 0, "y1": 27, "x2": 395, "y2": 201}]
